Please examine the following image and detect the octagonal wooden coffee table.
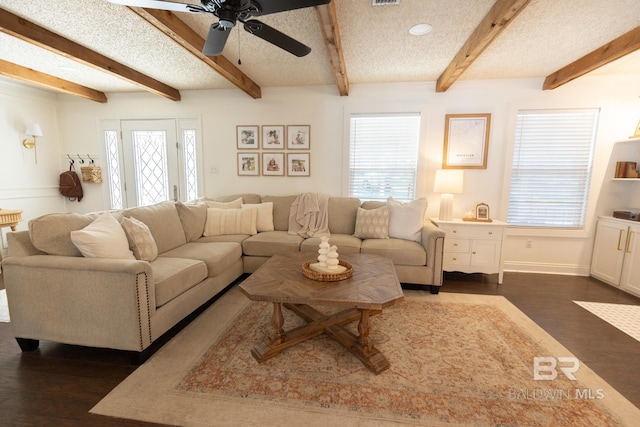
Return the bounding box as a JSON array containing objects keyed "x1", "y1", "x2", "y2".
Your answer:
[{"x1": 239, "y1": 252, "x2": 404, "y2": 374}]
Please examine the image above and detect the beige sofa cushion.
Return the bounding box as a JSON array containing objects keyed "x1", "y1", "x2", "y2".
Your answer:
[
  {"x1": 301, "y1": 234, "x2": 362, "y2": 254},
  {"x1": 242, "y1": 202, "x2": 274, "y2": 232},
  {"x1": 121, "y1": 216, "x2": 158, "y2": 261},
  {"x1": 354, "y1": 206, "x2": 390, "y2": 239},
  {"x1": 29, "y1": 212, "x2": 93, "y2": 256},
  {"x1": 360, "y1": 238, "x2": 426, "y2": 266},
  {"x1": 175, "y1": 201, "x2": 208, "y2": 242},
  {"x1": 261, "y1": 195, "x2": 296, "y2": 231},
  {"x1": 160, "y1": 242, "x2": 242, "y2": 277},
  {"x1": 123, "y1": 202, "x2": 187, "y2": 254},
  {"x1": 70, "y1": 213, "x2": 135, "y2": 260},
  {"x1": 387, "y1": 197, "x2": 427, "y2": 242},
  {"x1": 150, "y1": 257, "x2": 208, "y2": 307},
  {"x1": 242, "y1": 231, "x2": 303, "y2": 256},
  {"x1": 328, "y1": 197, "x2": 361, "y2": 235},
  {"x1": 209, "y1": 193, "x2": 262, "y2": 205},
  {"x1": 203, "y1": 207, "x2": 257, "y2": 236}
]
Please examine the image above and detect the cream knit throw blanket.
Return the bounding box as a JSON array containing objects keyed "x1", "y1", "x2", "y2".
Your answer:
[{"x1": 287, "y1": 193, "x2": 330, "y2": 238}]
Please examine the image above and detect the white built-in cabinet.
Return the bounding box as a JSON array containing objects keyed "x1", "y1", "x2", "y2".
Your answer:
[
  {"x1": 431, "y1": 218, "x2": 507, "y2": 284},
  {"x1": 591, "y1": 216, "x2": 640, "y2": 297}
]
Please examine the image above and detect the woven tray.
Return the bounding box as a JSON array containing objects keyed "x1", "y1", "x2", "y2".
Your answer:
[{"x1": 302, "y1": 260, "x2": 353, "y2": 282}]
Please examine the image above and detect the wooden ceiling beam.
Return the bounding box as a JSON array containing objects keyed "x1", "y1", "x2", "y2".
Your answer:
[
  {"x1": 129, "y1": 7, "x2": 262, "y2": 99},
  {"x1": 315, "y1": 2, "x2": 349, "y2": 96},
  {"x1": 543, "y1": 26, "x2": 640, "y2": 90},
  {"x1": 436, "y1": 0, "x2": 531, "y2": 93},
  {"x1": 0, "y1": 8, "x2": 180, "y2": 101},
  {"x1": 0, "y1": 59, "x2": 107, "y2": 103}
]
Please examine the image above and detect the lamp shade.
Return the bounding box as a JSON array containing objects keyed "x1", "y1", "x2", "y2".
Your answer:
[
  {"x1": 25, "y1": 123, "x2": 43, "y2": 137},
  {"x1": 434, "y1": 169, "x2": 464, "y2": 194}
]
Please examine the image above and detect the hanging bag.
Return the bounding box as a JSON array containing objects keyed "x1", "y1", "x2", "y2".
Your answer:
[{"x1": 59, "y1": 163, "x2": 84, "y2": 202}]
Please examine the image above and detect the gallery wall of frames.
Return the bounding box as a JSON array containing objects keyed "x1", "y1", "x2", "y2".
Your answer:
[{"x1": 236, "y1": 125, "x2": 310, "y2": 177}]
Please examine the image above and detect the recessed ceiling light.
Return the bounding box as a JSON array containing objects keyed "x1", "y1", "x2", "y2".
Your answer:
[{"x1": 409, "y1": 23, "x2": 432, "y2": 36}]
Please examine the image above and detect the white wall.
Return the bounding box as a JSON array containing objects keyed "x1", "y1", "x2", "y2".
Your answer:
[
  {"x1": 0, "y1": 80, "x2": 68, "y2": 255},
  {"x1": 3, "y1": 74, "x2": 640, "y2": 275}
]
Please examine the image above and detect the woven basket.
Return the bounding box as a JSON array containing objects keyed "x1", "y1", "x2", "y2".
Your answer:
[
  {"x1": 302, "y1": 260, "x2": 353, "y2": 282},
  {"x1": 81, "y1": 166, "x2": 103, "y2": 183}
]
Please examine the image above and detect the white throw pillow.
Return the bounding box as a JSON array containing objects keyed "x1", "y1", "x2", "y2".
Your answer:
[
  {"x1": 205, "y1": 197, "x2": 242, "y2": 209},
  {"x1": 70, "y1": 212, "x2": 135, "y2": 259},
  {"x1": 387, "y1": 197, "x2": 427, "y2": 242},
  {"x1": 353, "y1": 206, "x2": 390, "y2": 239},
  {"x1": 242, "y1": 202, "x2": 274, "y2": 232},
  {"x1": 121, "y1": 216, "x2": 158, "y2": 262},
  {"x1": 203, "y1": 207, "x2": 257, "y2": 236}
]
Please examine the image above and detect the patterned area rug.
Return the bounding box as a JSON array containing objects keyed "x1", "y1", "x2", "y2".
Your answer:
[
  {"x1": 574, "y1": 301, "x2": 640, "y2": 343},
  {"x1": 0, "y1": 289, "x2": 9, "y2": 323},
  {"x1": 92, "y1": 287, "x2": 640, "y2": 426}
]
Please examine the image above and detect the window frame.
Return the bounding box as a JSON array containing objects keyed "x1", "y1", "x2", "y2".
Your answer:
[
  {"x1": 503, "y1": 108, "x2": 600, "y2": 236},
  {"x1": 344, "y1": 111, "x2": 423, "y2": 202}
]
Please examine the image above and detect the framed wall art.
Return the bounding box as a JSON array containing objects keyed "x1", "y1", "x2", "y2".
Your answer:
[
  {"x1": 442, "y1": 113, "x2": 491, "y2": 169},
  {"x1": 287, "y1": 125, "x2": 310, "y2": 149},
  {"x1": 287, "y1": 152, "x2": 310, "y2": 176},
  {"x1": 262, "y1": 125, "x2": 284, "y2": 149},
  {"x1": 237, "y1": 152, "x2": 259, "y2": 176},
  {"x1": 237, "y1": 125, "x2": 259, "y2": 149},
  {"x1": 262, "y1": 152, "x2": 285, "y2": 176}
]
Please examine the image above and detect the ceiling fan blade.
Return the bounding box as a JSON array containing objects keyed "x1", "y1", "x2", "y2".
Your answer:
[
  {"x1": 105, "y1": 0, "x2": 206, "y2": 13},
  {"x1": 203, "y1": 23, "x2": 232, "y2": 56},
  {"x1": 251, "y1": 0, "x2": 331, "y2": 16},
  {"x1": 244, "y1": 20, "x2": 311, "y2": 57}
]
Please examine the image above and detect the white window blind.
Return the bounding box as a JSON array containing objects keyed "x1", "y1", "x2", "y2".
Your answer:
[
  {"x1": 507, "y1": 109, "x2": 599, "y2": 229},
  {"x1": 349, "y1": 113, "x2": 420, "y2": 201}
]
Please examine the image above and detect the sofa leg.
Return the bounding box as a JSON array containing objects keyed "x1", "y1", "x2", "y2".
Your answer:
[
  {"x1": 429, "y1": 285, "x2": 440, "y2": 295},
  {"x1": 16, "y1": 338, "x2": 39, "y2": 352}
]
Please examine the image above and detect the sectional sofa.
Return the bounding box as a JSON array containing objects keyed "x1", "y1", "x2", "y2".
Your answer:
[{"x1": 2, "y1": 193, "x2": 444, "y2": 360}]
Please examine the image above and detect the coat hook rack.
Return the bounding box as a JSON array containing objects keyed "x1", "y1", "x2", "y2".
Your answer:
[{"x1": 77, "y1": 154, "x2": 85, "y2": 164}]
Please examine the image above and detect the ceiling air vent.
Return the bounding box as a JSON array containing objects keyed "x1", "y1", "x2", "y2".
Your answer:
[{"x1": 372, "y1": 0, "x2": 400, "y2": 5}]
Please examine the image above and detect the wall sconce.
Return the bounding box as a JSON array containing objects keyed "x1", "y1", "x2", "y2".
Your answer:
[
  {"x1": 434, "y1": 169, "x2": 464, "y2": 221},
  {"x1": 23, "y1": 123, "x2": 43, "y2": 164}
]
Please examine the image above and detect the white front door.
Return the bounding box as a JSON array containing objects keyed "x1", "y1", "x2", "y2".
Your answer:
[{"x1": 121, "y1": 119, "x2": 179, "y2": 207}]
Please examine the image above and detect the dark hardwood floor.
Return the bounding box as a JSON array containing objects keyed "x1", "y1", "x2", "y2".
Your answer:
[{"x1": 1, "y1": 271, "x2": 639, "y2": 426}]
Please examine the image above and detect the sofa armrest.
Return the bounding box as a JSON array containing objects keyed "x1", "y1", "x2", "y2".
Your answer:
[
  {"x1": 420, "y1": 222, "x2": 446, "y2": 287},
  {"x1": 2, "y1": 255, "x2": 155, "y2": 352}
]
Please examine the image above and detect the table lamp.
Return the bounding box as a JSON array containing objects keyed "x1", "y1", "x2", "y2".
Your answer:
[{"x1": 434, "y1": 169, "x2": 464, "y2": 221}]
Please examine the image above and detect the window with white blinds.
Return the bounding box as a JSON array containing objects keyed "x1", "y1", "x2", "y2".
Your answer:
[
  {"x1": 507, "y1": 108, "x2": 599, "y2": 229},
  {"x1": 348, "y1": 113, "x2": 421, "y2": 202}
]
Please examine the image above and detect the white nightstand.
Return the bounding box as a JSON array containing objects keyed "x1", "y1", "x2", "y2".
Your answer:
[{"x1": 431, "y1": 218, "x2": 507, "y2": 284}]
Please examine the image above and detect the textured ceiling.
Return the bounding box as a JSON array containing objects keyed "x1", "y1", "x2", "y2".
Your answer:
[{"x1": 0, "y1": 0, "x2": 639, "y2": 96}]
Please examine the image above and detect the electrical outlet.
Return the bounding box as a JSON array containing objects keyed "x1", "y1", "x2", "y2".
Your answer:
[
  {"x1": 526, "y1": 239, "x2": 532, "y2": 248},
  {"x1": 209, "y1": 165, "x2": 219, "y2": 174}
]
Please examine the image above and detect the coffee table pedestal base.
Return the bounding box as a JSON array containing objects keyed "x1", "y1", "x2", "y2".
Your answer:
[{"x1": 251, "y1": 303, "x2": 389, "y2": 375}]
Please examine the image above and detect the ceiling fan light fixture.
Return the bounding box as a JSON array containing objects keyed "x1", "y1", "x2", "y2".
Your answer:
[{"x1": 409, "y1": 23, "x2": 432, "y2": 36}]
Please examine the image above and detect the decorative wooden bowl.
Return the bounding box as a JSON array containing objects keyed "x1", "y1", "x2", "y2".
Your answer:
[{"x1": 302, "y1": 260, "x2": 353, "y2": 282}]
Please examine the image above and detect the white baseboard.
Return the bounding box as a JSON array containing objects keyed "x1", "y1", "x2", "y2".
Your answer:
[{"x1": 503, "y1": 261, "x2": 590, "y2": 277}]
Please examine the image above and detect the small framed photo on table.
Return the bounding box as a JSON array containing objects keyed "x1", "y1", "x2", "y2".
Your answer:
[
  {"x1": 262, "y1": 152, "x2": 285, "y2": 176},
  {"x1": 475, "y1": 203, "x2": 491, "y2": 221},
  {"x1": 237, "y1": 125, "x2": 259, "y2": 149},
  {"x1": 287, "y1": 125, "x2": 310, "y2": 149},
  {"x1": 237, "y1": 152, "x2": 259, "y2": 176},
  {"x1": 262, "y1": 125, "x2": 284, "y2": 149},
  {"x1": 287, "y1": 152, "x2": 310, "y2": 176}
]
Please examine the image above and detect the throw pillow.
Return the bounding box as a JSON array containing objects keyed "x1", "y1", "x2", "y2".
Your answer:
[
  {"x1": 120, "y1": 216, "x2": 158, "y2": 262},
  {"x1": 203, "y1": 207, "x2": 257, "y2": 236},
  {"x1": 387, "y1": 197, "x2": 427, "y2": 242},
  {"x1": 175, "y1": 201, "x2": 208, "y2": 242},
  {"x1": 205, "y1": 197, "x2": 242, "y2": 209},
  {"x1": 241, "y1": 202, "x2": 274, "y2": 232},
  {"x1": 353, "y1": 206, "x2": 390, "y2": 239},
  {"x1": 70, "y1": 212, "x2": 135, "y2": 260}
]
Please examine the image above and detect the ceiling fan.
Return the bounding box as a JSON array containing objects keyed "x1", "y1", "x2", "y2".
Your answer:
[{"x1": 106, "y1": 0, "x2": 331, "y2": 57}]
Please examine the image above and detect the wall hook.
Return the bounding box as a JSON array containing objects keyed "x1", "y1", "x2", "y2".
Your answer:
[
  {"x1": 77, "y1": 154, "x2": 85, "y2": 164},
  {"x1": 67, "y1": 154, "x2": 75, "y2": 164},
  {"x1": 87, "y1": 154, "x2": 94, "y2": 164}
]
